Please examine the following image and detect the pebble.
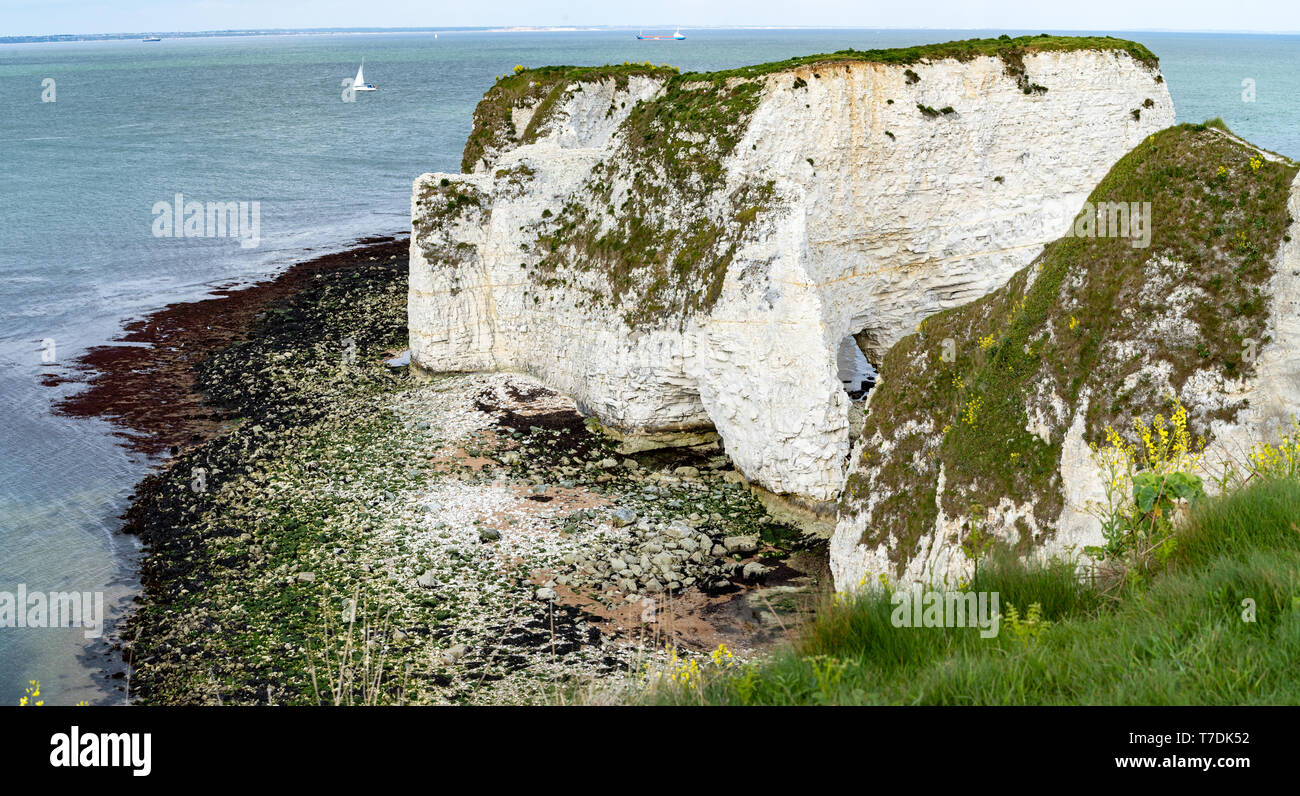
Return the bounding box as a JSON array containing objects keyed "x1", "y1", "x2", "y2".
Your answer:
[
  {"x1": 724, "y1": 535, "x2": 760, "y2": 554},
  {"x1": 742, "y1": 561, "x2": 773, "y2": 581},
  {"x1": 441, "y1": 643, "x2": 469, "y2": 664}
]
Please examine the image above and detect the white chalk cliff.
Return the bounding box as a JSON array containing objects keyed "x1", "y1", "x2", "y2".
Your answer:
[
  {"x1": 410, "y1": 41, "x2": 1174, "y2": 511},
  {"x1": 829, "y1": 126, "x2": 1300, "y2": 591}
]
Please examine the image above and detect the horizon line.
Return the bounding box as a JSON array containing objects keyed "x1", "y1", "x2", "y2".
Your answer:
[{"x1": 6, "y1": 25, "x2": 1300, "y2": 42}]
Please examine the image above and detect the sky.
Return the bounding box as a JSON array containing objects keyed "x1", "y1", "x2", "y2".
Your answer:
[{"x1": 4, "y1": 0, "x2": 1300, "y2": 37}]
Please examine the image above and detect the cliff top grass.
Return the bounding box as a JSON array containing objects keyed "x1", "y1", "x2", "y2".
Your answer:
[
  {"x1": 459, "y1": 35, "x2": 1158, "y2": 175},
  {"x1": 844, "y1": 122, "x2": 1298, "y2": 572},
  {"x1": 452, "y1": 36, "x2": 1168, "y2": 327},
  {"x1": 616, "y1": 34, "x2": 1160, "y2": 188},
  {"x1": 461, "y1": 62, "x2": 678, "y2": 172},
  {"x1": 675, "y1": 33, "x2": 1159, "y2": 82}
]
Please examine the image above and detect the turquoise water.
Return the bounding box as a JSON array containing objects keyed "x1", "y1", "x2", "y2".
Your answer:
[{"x1": 1, "y1": 28, "x2": 1297, "y2": 704}]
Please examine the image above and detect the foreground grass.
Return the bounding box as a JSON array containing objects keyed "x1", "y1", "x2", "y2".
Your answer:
[{"x1": 641, "y1": 478, "x2": 1300, "y2": 705}]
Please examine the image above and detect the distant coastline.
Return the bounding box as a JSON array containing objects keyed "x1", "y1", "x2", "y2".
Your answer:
[
  {"x1": 7, "y1": 26, "x2": 1300, "y2": 45},
  {"x1": 0, "y1": 29, "x2": 469, "y2": 44}
]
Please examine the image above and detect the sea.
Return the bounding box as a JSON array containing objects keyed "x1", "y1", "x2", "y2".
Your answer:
[{"x1": 1, "y1": 27, "x2": 1298, "y2": 704}]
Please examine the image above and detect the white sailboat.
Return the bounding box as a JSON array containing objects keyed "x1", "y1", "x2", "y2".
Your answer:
[
  {"x1": 351, "y1": 58, "x2": 377, "y2": 92},
  {"x1": 635, "y1": 28, "x2": 685, "y2": 40}
]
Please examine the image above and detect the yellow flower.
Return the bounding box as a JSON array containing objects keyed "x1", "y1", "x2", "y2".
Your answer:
[
  {"x1": 1246, "y1": 417, "x2": 1300, "y2": 479},
  {"x1": 710, "y1": 643, "x2": 735, "y2": 667},
  {"x1": 19, "y1": 680, "x2": 43, "y2": 707}
]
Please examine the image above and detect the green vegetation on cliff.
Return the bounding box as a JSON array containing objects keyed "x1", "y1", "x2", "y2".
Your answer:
[
  {"x1": 665, "y1": 34, "x2": 1155, "y2": 106},
  {"x1": 457, "y1": 36, "x2": 1163, "y2": 327},
  {"x1": 462, "y1": 36, "x2": 1155, "y2": 174},
  {"x1": 844, "y1": 123, "x2": 1297, "y2": 571},
  {"x1": 461, "y1": 63, "x2": 678, "y2": 173},
  {"x1": 511, "y1": 63, "x2": 781, "y2": 326},
  {"x1": 532, "y1": 172, "x2": 776, "y2": 327},
  {"x1": 681, "y1": 34, "x2": 1158, "y2": 81}
]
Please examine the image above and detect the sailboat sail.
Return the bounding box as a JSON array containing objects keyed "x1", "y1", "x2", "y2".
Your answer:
[{"x1": 351, "y1": 58, "x2": 376, "y2": 91}]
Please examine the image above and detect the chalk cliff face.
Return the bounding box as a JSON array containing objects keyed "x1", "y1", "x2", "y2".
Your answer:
[
  {"x1": 829, "y1": 126, "x2": 1300, "y2": 590},
  {"x1": 410, "y1": 39, "x2": 1173, "y2": 509}
]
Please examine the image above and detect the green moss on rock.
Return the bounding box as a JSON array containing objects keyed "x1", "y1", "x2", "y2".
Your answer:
[
  {"x1": 679, "y1": 35, "x2": 1158, "y2": 82},
  {"x1": 461, "y1": 63, "x2": 679, "y2": 173},
  {"x1": 844, "y1": 123, "x2": 1297, "y2": 574},
  {"x1": 450, "y1": 36, "x2": 1166, "y2": 329}
]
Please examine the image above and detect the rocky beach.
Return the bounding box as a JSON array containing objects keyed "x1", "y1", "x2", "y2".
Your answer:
[
  {"x1": 29, "y1": 31, "x2": 1300, "y2": 712},
  {"x1": 9, "y1": 17, "x2": 1300, "y2": 787},
  {"x1": 54, "y1": 236, "x2": 826, "y2": 705}
]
